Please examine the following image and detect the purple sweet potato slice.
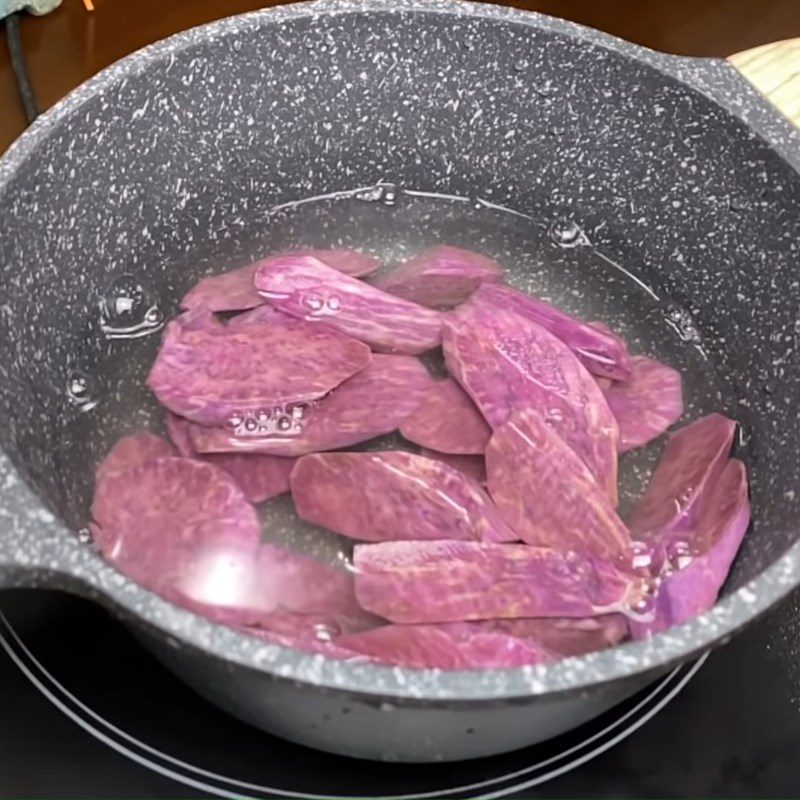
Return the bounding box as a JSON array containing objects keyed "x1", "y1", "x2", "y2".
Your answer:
[
  {"x1": 631, "y1": 459, "x2": 750, "y2": 638},
  {"x1": 486, "y1": 409, "x2": 631, "y2": 560},
  {"x1": 336, "y1": 622, "x2": 551, "y2": 669},
  {"x1": 420, "y1": 449, "x2": 487, "y2": 485},
  {"x1": 180, "y1": 249, "x2": 380, "y2": 313},
  {"x1": 335, "y1": 625, "x2": 468, "y2": 669},
  {"x1": 181, "y1": 263, "x2": 262, "y2": 313},
  {"x1": 96, "y1": 432, "x2": 175, "y2": 483},
  {"x1": 373, "y1": 245, "x2": 503, "y2": 309},
  {"x1": 291, "y1": 451, "x2": 517, "y2": 543},
  {"x1": 92, "y1": 456, "x2": 261, "y2": 555},
  {"x1": 603, "y1": 356, "x2": 684, "y2": 453},
  {"x1": 238, "y1": 621, "x2": 374, "y2": 660},
  {"x1": 336, "y1": 617, "x2": 626, "y2": 669},
  {"x1": 254, "y1": 253, "x2": 442, "y2": 355},
  {"x1": 222, "y1": 547, "x2": 381, "y2": 651},
  {"x1": 189, "y1": 355, "x2": 434, "y2": 456},
  {"x1": 256, "y1": 544, "x2": 378, "y2": 633},
  {"x1": 306, "y1": 249, "x2": 380, "y2": 278},
  {"x1": 175, "y1": 308, "x2": 225, "y2": 332},
  {"x1": 476, "y1": 285, "x2": 632, "y2": 380},
  {"x1": 206, "y1": 454, "x2": 294, "y2": 504},
  {"x1": 629, "y1": 413, "x2": 737, "y2": 537},
  {"x1": 443, "y1": 294, "x2": 619, "y2": 502},
  {"x1": 91, "y1": 455, "x2": 264, "y2": 624},
  {"x1": 165, "y1": 412, "x2": 195, "y2": 457},
  {"x1": 353, "y1": 541, "x2": 647, "y2": 623},
  {"x1": 147, "y1": 314, "x2": 371, "y2": 426},
  {"x1": 175, "y1": 545, "x2": 377, "y2": 638},
  {"x1": 492, "y1": 616, "x2": 629, "y2": 657},
  {"x1": 91, "y1": 447, "x2": 372, "y2": 630},
  {"x1": 166, "y1": 413, "x2": 294, "y2": 503},
  {"x1": 594, "y1": 376, "x2": 613, "y2": 393},
  {"x1": 225, "y1": 304, "x2": 284, "y2": 330},
  {"x1": 399, "y1": 378, "x2": 491, "y2": 455}
]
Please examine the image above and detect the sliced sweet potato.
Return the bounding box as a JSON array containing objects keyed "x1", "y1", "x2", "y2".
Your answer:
[
  {"x1": 400, "y1": 378, "x2": 491, "y2": 455},
  {"x1": 443, "y1": 294, "x2": 619, "y2": 502},
  {"x1": 353, "y1": 540, "x2": 646, "y2": 623},
  {"x1": 291, "y1": 451, "x2": 516, "y2": 543},
  {"x1": 373, "y1": 245, "x2": 503, "y2": 308},
  {"x1": 486, "y1": 409, "x2": 631, "y2": 560},
  {"x1": 254, "y1": 253, "x2": 442, "y2": 355}
]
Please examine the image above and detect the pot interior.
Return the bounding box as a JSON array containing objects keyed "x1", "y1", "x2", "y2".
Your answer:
[{"x1": 0, "y1": 5, "x2": 799, "y2": 597}]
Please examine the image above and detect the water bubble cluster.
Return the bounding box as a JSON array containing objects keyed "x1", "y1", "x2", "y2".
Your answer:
[
  {"x1": 302, "y1": 292, "x2": 342, "y2": 317},
  {"x1": 228, "y1": 402, "x2": 312, "y2": 438},
  {"x1": 664, "y1": 304, "x2": 702, "y2": 343}
]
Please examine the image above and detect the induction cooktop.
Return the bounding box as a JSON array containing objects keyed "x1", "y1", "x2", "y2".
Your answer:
[{"x1": 1, "y1": 587, "x2": 799, "y2": 799}]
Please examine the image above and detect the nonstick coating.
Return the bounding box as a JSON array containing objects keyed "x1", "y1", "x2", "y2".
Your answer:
[{"x1": 1, "y1": 0, "x2": 800, "y2": 752}]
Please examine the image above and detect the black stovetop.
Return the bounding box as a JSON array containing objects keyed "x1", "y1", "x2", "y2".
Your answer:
[{"x1": 1, "y1": 587, "x2": 799, "y2": 799}]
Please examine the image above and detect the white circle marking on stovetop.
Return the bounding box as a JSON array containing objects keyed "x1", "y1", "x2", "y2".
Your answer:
[{"x1": 0, "y1": 611, "x2": 705, "y2": 800}]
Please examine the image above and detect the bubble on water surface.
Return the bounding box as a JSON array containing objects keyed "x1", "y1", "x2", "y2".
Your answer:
[
  {"x1": 667, "y1": 539, "x2": 694, "y2": 570},
  {"x1": 623, "y1": 592, "x2": 657, "y2": 623},
  {"x1": 99, "y1": 274, "x2": 164, "y2": 340},
  {"x1": 548, "y1": 218, "x2": 591, "y2": 248},
  {"x1": 355, "y1": 182, "x2": 399, "y2": 206},
  {"x1": 628, "y1": 540, "x2": 654, "y2": 571},
  {"x1": 664, "y1": 304, "x2": 702, "y2": 343},
  {"x1": 76, "y1": 527, "x2": 92, "y2": 544},
  {"x1": 66, "y1": 371, "x2": 98, "y2": 412}
]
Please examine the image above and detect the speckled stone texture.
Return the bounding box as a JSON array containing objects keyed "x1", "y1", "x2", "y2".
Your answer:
[{"x1": 0, "y1": 0, "x2": 799, "y2": 756}]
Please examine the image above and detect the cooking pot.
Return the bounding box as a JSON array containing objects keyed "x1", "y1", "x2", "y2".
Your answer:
[{"x1": 1, "y1": 0, "x2": 799, "y2": 762}]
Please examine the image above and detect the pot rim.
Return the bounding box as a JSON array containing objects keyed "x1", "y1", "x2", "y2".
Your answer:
[{"x1": 1, "y1": 0, "x2": 798, "y2": 703}]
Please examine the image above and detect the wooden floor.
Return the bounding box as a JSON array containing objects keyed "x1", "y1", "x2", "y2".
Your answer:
[{"x1": 1, "y1": 0, "x2": 800, "y2": 150}]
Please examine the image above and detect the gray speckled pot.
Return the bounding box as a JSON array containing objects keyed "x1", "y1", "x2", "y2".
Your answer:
[{"x1": 1, "y1": 0, "x2": 800, "y2": 763}]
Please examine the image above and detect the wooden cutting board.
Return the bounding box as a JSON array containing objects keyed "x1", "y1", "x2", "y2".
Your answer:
[{"x1": 730, "y1": 38, "x2": 800, "y2": 126}]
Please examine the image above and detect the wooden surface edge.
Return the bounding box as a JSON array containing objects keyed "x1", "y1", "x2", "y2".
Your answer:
[{"x1": 729, "y1": 38, "x2": 800, "y2": 127}]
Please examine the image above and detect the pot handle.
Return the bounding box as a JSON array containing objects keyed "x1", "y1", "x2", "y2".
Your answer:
[
  {"x1": 0, "y1": 450, "x2": 87, "y2": 591},
  {"x1": 729, "y1": 38, "x2": 800, "y2": 127},
  {"x1": 652, "y1": 37, "x2": 800, "y2": 173}
]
